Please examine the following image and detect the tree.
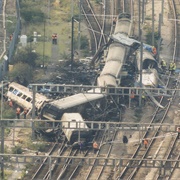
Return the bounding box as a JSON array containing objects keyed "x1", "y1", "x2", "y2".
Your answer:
[
  {"x1": 20, "y1": 1, "x2": 46, "y2": 24},
  {"x1": 8, "y1": 63, "x2": 33, "y2": 86},
  {"x1": 13, "y1": 47, "x2": 38, "y2": 67}
]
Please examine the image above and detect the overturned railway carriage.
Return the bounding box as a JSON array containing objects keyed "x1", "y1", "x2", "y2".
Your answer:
[
  {"x1": 114, "y1": 13, "x2": 132, "y2": 36},
  {"x1": 97, "y1": 13, "x2": 132, "y2": 88},
  {"x1": 97, "y1": 42, "x2": 127, "y2": 87},
  {"x1": 61, "y1": 113, "x2": 92, "y2": 144},
  {"x1": 6, "y1": 82, "x2": 49, "y2": 111},
  {"x1": 136, "y1": 49, "x2": 159, "y2": 87},
  {"x1": 41, "y1": 88, "x2": 105, "y2": 121}
]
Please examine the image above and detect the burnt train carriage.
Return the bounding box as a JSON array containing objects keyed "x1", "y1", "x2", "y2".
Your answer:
[
  {"x1": 41, "y1": 88, "x2": 105, "y2": 121},
  {"x1": 136, "y1": 49, "x2": 159, "y2": 87}
]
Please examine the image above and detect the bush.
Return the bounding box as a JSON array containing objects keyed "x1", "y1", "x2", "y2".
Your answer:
[
  {"x1": 1, "y1": 104, "x2": 16, "y2": 119},
  {"x1": 20, "y1": 1, "x2": 46, "y2": 24},
  {"x1": 13, "y1": 47, "x2": 38, "y2": 67},
  {"x1": 8, "y1": 63, "x2": 33, "y2": 86},
  {"x1": 12, "y1": 145, "x2": 23, "y2": 154},
  {"x1": 80, "y1": 36, "x2": 89, "y2": 49},
  {"x1": 146, "y1": 31, "x2": 159, "y2": 47}
]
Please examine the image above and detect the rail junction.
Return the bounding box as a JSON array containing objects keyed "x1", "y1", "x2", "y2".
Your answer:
[{"x1": 1, "y1": 0, "x2": 180, "y2": 179}]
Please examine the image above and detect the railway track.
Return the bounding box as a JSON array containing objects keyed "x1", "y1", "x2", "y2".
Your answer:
[
  {"x1": 59, "y1": 1, "x2": 136, "y2": 179},
  {"x1": 67, "y1": 128, "x2": 118, "y2": 179},
  {"x1": 117, "y1": 0, "x2": 180, "y2": 179},
  {"x1": 81, "y1": 0, "x2": 111, "y2": 54},
  {"x1": 30, "y1": 143, "x2": 60, "y2": 180},
  {"x1": 20, "y1": 1, "x2": 180, "y2": 180}
]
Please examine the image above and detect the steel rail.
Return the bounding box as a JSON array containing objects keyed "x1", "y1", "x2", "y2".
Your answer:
[
  {"x1": 155, "y1": 135, "x2": 179, "y2": 179},
  {"x1": 31, "y1": 143, "x2": 58, "y2": 180},
  {"x1": 117, "y1": 1, "x2": 178, "y2": 178},
  {"x1": 84, "y1": 130, "x2": 110, "y2": 179},
  {"x1": 42, "y1": 142, "x2": 67, "y2": 179},
  {"x1": 96, "y1": 129, "x2": 119, "y2": 180},
  {"x1": 81, "y1": 4, "x2": 98, "y2": 53}
]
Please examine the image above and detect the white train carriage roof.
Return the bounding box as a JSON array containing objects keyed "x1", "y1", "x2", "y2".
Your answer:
[
  {"x1": 100, "y1": 61, "x2": 123, "y2": 78},
  {"x1": 61, "y1": 113, "x2": 89, "y2": 142},
  {"x1": 49, "y1": 88, "x2": 104, "y2": 109},
  {"x1": 97, "y1": 75, "x2": 117, "y2": 87},
  {"x1": 106, "y1": 42, "x2": 126, "y2": 62}
]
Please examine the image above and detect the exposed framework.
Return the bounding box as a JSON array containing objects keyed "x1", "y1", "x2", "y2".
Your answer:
[
  {"x1": 0, "y1": 154, "x2": 180, "y2": 168},
  {"x1": 29, "y1": 84, "x2": 179, "y2": 97},
  {"x1": 0, "y1": 119, "x2": 179, "y2": 133}
]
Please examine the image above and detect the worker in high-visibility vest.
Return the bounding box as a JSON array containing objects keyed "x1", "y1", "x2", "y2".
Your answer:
[
  {"x1": 16, "y1": 107, "x2": 21, "y2": 119},
  {"x1": 143, "y1": 139, "x2": 148, "y2": 148},
  {"x1": 52, "y1": 33, "x2": 56, "y2": 44},
  {"x1": 93, "y1": 141, "x2": 99, "y2": 154},
  {"x1": 172, "y1": 62, "x2": 176, "y2": 75},
  {"x1": 169, "y1": 62, "x2": 176, "y2": 75},
  {"x1": 142, "y1": 91, "x2": 146, "y2": 105},
  {"x1": 160, "y1": 59, "x2": 167, "y2": 71},
  {"x1": 152, "y1": 46, "x2": 157, "y2": 55},
  {"x1": 23, "y1": 108, "x2": 28, "y2": 119},
  {"x1": 54, "y1": 33, "x2": 57, "y2": 44}
]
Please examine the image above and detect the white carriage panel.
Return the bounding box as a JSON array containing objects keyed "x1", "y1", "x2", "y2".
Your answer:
[
  {"x1": 136, "y1": 50, "x2": 157, "y2": 70},
  {"x1": 50, "y1": 92, "x2": 104, "y2": 109},
  {"x1": 6, "y1": 92, "x2": 32, "y2": 109},
  {"x1": 61, "y1": 113, "x2": 88, "y2": 142},
  {"x1": 106, "y1": 43, "x2": 126, "y2": 62},
  {"x1": 97, "y1": 75, "x2": 117, "y2": 87},
  {"x1": 100, "y1": 61, "x2": 123, "y2": 78},
  {"x1": 114, "y1": 19, "x2": 131, "y2": 35},
  {"x1": 140, "y1": 69, "x2": 158, "y2": 87},
  {"x1": 7, "y1": 82, "x2": 49, "y2": 110}
]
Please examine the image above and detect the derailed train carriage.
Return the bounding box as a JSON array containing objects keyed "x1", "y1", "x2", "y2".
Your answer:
[
  {"x1": 6, "y1": 82, "x2": 49, "y2": 112},
  {"x1": 97, "y1": 13, "x2": 133, "y2": 88},
  {"x1": 61, "y1": 113, "x2": 93, "y2": 144},
  {"x1": 40, "y1": 88, "x2": 105, "y2": 121},
  {"x1": 136, "y1": 49, "x2": 159, "y2": 88}
]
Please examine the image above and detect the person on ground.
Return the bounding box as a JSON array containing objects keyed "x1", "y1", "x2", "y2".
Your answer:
[
  {"x1": 142, "y1": 91, "x2": 146, "y2": 105},
  {"x1": 169, "y1": 62, "x2": 176, "y2": 75},
  {"x1": 23, "y1": 107, "x2": 28, "y2": 119},
  {"x1": 79, "y1": 141, "x2": 85, "y2": 154},
  {"x1": 8, "y1": 99, "x2": 13, "y2": 107},
  {"x1": 113, "y1": 17, "x2": 117, "y2": 25},
  {"x1": 144, "y1": 138, "x2": 148, "y2": 148},
  {"x1": 160, "y1": 59, "x2": 167, "y2": 71},
  {"x1": 93, "y1": 141, "x2": 99, "y2": 154},
  {"x1": 16, "y1": 107, "x2": 21, "y2": 119}
]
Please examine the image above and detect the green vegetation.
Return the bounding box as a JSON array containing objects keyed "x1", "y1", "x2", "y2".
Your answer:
[
  {"x1": 1, "y1": 103, "x2": 16, "y2": 119},
  {"x1": 25, "y1": 139, "x2": 49, "y2": 152},
  {"x1": 8, "y1": 0, "x2": 91, "y2": 83},
  {"x1": 8, "y1": 63, "x2": 33, "y2": 86},
  {"x1": 20, "y1": 0, "x2": 46, "y2": 24},
  {"x1": 145, "y1": 30, "x2": 159, "y2": 48},
  {"x1": 11, "y1": 145, "x2": 23, "y2": 154}
]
